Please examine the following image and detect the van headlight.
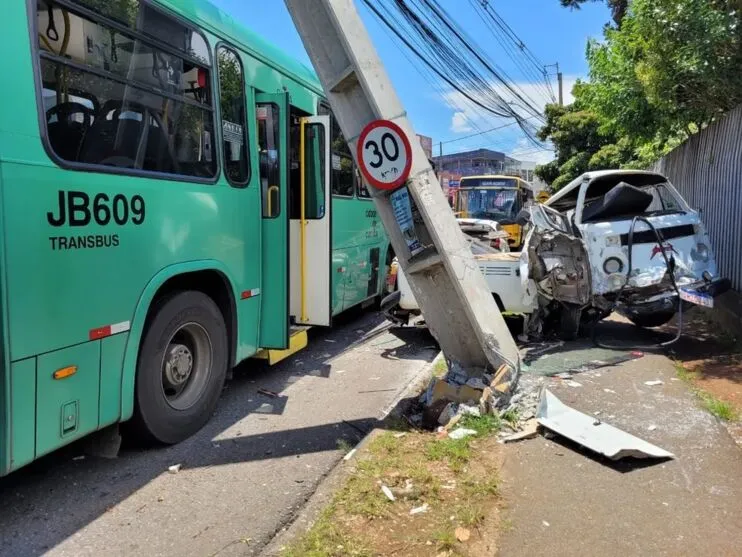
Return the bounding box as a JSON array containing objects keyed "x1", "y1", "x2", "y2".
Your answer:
[
  {"x1": 603, "y1": 257, "x2": 624, "y2": 274},
  {"x1": 692, "y1": 243, "x2": 709, "y2": 262}
]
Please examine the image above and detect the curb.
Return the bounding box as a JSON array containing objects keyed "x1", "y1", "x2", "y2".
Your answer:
[{"x1": 259, "y1": 351, "x2": 443, "y2": 556}]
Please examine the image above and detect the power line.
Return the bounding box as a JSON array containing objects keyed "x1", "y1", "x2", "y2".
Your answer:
[
  {"x1": 366, "y1": 2, "x2": 513, "y2": 154},
  {"x1": 473, "y1": 0, "x2": 557, "y2": 104},
  {"x1": 362, "y1": 0, "x2": 546, "y2": 146},
  {"x1": 435, "y1": 115, "x2": 541, "y2": 148}
]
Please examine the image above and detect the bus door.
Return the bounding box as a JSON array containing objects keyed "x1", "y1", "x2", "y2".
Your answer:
[
  {"x1": 289, "y1": 115, "x2": 332, "y2": 326},
  {"x1": 256, "y1": 93, "x2": 290, "y2": 349}
]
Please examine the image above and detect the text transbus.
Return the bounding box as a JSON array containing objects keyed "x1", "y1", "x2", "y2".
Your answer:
[{"x1": 0, "y1": 0, "x2": 392, "y2": 475}]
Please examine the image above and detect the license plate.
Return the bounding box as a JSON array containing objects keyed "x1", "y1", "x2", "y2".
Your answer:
[{"x1": 679, "y1": 287, "x2": 714, "y2": 308}]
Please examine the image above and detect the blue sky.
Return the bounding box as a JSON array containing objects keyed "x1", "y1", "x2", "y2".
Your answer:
[{"x1": 211, "y1": 0, "x2": 609, "y2": 164}]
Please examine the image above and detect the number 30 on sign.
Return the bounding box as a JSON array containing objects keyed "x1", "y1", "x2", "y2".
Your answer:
[{"x1": 357, "y1": 120, "x2": 413, "y2": 191}]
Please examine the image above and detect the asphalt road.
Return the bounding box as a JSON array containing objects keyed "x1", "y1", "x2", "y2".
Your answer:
[{"x1": 0, "y1": 310, "x2": 437, "y2": 557}]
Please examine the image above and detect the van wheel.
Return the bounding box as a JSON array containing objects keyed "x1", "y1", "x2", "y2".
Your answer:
[
  {"x1": 132, "y1": 291, "x2": 228, "y2": 445},
  {"x1": 629, "y1": 311, "x2": 675, "y2": 328}
]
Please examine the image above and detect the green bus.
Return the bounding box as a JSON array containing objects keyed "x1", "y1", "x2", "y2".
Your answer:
[{"x1": 0, "y1": 0, "x2": 392, "y2": 476}]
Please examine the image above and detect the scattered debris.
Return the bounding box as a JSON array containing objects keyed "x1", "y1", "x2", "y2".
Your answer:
[
  {"x1": 437, "y1": 402, "x2": 458, "y2": 426},
  {"x1": 257, "y1": 388, "x2": 279, "y2": 398},
  {"x1": 448, "y1": 428, "x2": 477, "y2": 440},
  {"x1": 603, "y1": 388, "x2": 617, "y2": 394},
  {"x1": 502, "y1": 419, "x2": 539, "y2": 443},
  {"x1": 648, "y1": 425, "x2": 658, "y2": 431},
  {"x1": 393, "y1": 432, "x2": 408, "y2": 439},
  {"x1": 536, "y1": 388, "x2": 674, "y2": 460},
  {"x1": 72, "y1": 455, "x2": 86, "y2": 461},
  {"x1": 542, "y1": 520, "x2": 550, "y2": 527},
  {"x1": 256, "y1": 403, "x2": 274, "y2": 413},
  {"x1": 565, "y1": 380, "x2": 583, "y2": 388},
  {"x1": 458, "y1": 404, "x2": 482, "y2": 417},
  {"x1": 455, "y1": 527, "x2": 471, "y2": 542},
  {"x1": 410, "y1": 503, "x2": 429, "y2": 515},
  {"x1": 644, "y1": 380, "x2": 664, "y2": 387},
  {"x1": 381, "y1": 485, "x2": 396, "y2": 502},
  {"x1": 168, "y1": 464, "x2": 182, "y2": 474}
]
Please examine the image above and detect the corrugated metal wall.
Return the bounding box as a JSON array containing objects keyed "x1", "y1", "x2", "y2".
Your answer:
[{"x1": 651, "y1": 106, "x2": 742, "y2": 292}]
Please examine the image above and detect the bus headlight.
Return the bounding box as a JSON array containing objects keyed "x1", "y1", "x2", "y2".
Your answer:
[{"x1": 603, "y1": 257, "x2": 624, "y2": 275}]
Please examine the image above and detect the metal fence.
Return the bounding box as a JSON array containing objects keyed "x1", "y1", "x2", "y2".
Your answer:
[{"x1": 651, "y1": 105, "x2": 742, "y2": 292}]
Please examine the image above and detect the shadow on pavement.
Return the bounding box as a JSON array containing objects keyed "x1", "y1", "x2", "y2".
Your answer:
[{"x1": 0, "y1": 310, "x2": 434, "y2": 557}]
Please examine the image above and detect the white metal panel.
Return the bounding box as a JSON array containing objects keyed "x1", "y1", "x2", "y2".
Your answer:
[{"x1": 289, "y1": 115, "x2": 332, "y2": 326}]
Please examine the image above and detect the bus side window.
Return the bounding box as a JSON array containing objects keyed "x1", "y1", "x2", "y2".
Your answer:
[
  {"x1": 357, "y1": 172, "x2": 371, "y2": 198},
  {"x1": 36, "y1": 0, "x2": 217, "y2": 178},
  {"x1": 328, "y1": 114, "x2": 353, "y2": 197},
  {"x1": 303, "y1": 124, "x2": 326, "y2": 218},
  {"x1": 257, "y1": 104, "x2": 280, "y2": 217},
  {"x1": 217, "y1": 46, "x2": 250, "y2": 186}
]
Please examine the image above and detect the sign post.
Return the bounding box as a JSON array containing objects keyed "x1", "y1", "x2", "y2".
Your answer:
[{"x1": 285, "y1": 0, "x2": 521, "y2": 387}]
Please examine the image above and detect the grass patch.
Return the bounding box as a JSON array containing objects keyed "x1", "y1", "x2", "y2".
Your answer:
[
  {"x1": 433, "y1": 528, "x2": 458, "y2": 552},
  {"x1": 425, "y1": 414, "x2": 504, "y2": 471},
  {"x1": 674, "y1": 361, "x2": 698, "y2": 384},
  {"x1": 674, "y1": 361, "x2": 738, "y2": 422},
  {"x1": 500, "y1": 408, "x2": 520, "y2": 427},
  {"x1": 283, "y1": 413, "x2": 504, "y2": 556},
  {"x1": 460, "y1": 413, "x2": 502, "y2": 436},
  {"x1": 282, "y1": 504, "x2": 372, "y2": 557},
  {"x1": 699, "y1": 392, "x2": 738, "y2": 421},
  {"x1": 432, "y1": 357, "x2": 449, "y2": 377}
]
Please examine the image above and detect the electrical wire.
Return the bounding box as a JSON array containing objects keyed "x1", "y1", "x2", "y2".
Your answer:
[{"x1": 362, "y1": 0, "x2": 546, "y2": 146}]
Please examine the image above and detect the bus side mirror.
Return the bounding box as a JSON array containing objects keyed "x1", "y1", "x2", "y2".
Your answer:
[{"x1": 515, "y1": 208, "x2": 531, "y2": 226}]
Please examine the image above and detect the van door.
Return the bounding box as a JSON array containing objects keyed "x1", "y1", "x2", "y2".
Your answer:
[
  {"x1": 256, "y1": 93, "x2": 289, "y2": 349},
  {"x1": 289, "y1": 115, "x2": 332, "y2": 326}
]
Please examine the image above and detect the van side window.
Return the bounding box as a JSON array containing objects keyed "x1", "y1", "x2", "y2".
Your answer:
[
  {"x1": 36, "y1": 0, "x2": 216, "y2": 178},
  {"x1": 217, "y1": 46, "x2": 249, "y2": 186}
]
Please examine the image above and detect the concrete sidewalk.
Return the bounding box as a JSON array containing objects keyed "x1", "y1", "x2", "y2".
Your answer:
[{"x1": 499, "y1": 351, "x2": 742, "y2": 557}]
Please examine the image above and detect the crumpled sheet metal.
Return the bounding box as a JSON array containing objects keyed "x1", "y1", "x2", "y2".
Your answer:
[{"x1": 536, "y1": 388, "x2": 674, "y2": 460}]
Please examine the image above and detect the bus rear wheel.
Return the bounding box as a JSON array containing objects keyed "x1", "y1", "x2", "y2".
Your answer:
[{"x1": 133, "y1": 291, "x2": 228, "y2": 445}]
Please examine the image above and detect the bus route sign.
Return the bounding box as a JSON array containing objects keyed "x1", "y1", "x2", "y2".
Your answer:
[{"x1": 357, "y1": 120, "x2": 412, "y2": 191}]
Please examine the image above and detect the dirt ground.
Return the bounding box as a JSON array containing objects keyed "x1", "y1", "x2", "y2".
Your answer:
[{"x1": 663, "y1": 308, "x2": 742, "y2": 442}]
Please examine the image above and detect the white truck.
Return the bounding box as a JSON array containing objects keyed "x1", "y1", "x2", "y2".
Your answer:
[{"x1": 384, "y1": 170, "x2": 729, "y2": 340}]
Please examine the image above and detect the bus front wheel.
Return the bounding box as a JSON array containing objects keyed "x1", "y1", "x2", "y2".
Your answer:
[{"x1": 133, "y1": 291, "x2": 228, "y2": 445}]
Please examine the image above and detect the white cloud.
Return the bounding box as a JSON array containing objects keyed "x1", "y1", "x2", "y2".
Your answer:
[
  {"x1": 442, "y1": 76, "x2": 580, "y2": 156},
  {"x1": 508, "y1": 138, "x2": 555, "y2": 165},
  {"x1": 450, "y1": 112, "x2": 473, "y2": 133}
]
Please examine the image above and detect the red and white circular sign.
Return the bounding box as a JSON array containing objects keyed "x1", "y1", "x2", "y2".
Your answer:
[{"x1": 357, "y1": 120, "x2": 413, "y2": 191}]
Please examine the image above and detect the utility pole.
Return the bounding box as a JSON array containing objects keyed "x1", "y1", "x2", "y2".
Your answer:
[
  {"x1": 544, "y1": 62, "x2": 563, "y2": 106},
  {"x1": 284, "y1": 0, "x2": 520, "y2": 383}
]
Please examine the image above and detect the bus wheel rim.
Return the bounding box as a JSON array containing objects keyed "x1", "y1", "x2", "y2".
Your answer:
[{"x1": 161, "y1": 322, "x2": 213, "y2": 411}]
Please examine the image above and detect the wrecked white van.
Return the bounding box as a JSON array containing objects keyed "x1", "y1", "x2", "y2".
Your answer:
[{"x1": 521, "y1": 170, "x2": 730, "y2": 338}]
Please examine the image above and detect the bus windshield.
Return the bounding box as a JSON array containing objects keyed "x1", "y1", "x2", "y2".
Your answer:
[{"x1": 457, "y1": 188, "x2": 521, "y2": 222}]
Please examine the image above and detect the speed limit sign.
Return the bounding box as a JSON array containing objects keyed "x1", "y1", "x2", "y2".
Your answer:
[{"x1": 357, "y1": 120, "x2": 413, "y2": 191}]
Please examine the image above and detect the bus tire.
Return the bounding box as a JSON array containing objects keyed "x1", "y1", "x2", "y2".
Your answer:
[{"x1": 132, "y1": 291, "x2": 228, "y2": 445}]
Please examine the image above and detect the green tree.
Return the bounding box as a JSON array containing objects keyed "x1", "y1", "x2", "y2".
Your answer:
[
  {"x1": 540, "y1": 0, "x2": 742, "y2": 188},
  {"x1": 559, "y1": 0, "x2": 629, "y2": 26}
]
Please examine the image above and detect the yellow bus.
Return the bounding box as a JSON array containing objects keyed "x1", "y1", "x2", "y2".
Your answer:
[{"x1": 454, "y1": 175, "x2": 547, "y2": 249}]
